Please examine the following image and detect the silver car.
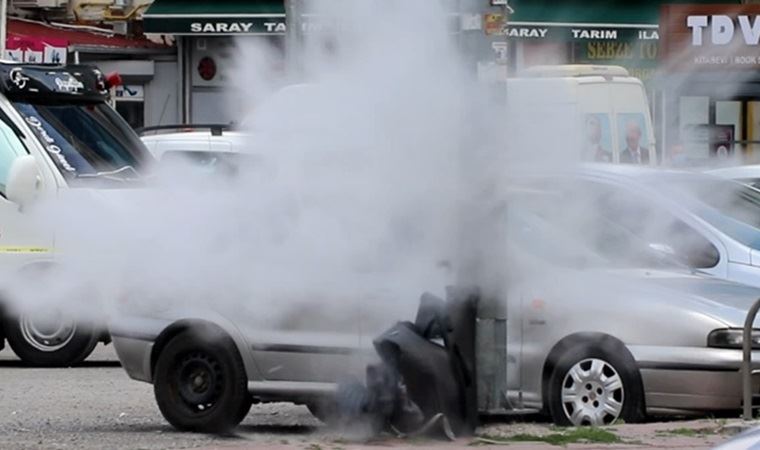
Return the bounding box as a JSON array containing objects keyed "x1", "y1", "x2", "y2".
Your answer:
[{"x1": 110, "y1": 165, "x2": 760, "y2": 431}]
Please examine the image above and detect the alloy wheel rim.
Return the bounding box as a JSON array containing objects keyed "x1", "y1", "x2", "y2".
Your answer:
[
  {"x1": 561, "y1": 358, "x2": 624, "y2": 426},
  {"x1": 19, "y1": 313, "x2": 76, "y2": 352}
]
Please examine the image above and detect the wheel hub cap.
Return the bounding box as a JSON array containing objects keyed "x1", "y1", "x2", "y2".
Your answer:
[
  {"x1": 561, "y1": 358, "x2": 624, "y2": 426},
  {"x1": 176, "y1": 352, "x2": 223, "y2": 412},
  {"x1": 19, "y1": 312, "x2": 77, "y2": 352}
]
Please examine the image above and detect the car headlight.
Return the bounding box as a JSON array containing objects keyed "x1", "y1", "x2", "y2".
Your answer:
[{"x1": 707, "y1": 328, "x2": 760, "y2": 349}]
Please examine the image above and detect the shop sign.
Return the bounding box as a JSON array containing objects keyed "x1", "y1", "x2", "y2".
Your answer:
[
  {"x1": 661, "y1": 4, "x2": 760, "y2": 70},
  {"x1": 147, "y1": 17, "x2": 287, "y2": 35},
  {"x1": 484, "y1": 13, "x2": 506, "y2": 36},
  {"x1": 114, "y1": 85, "x2": 144, "y2": 101},
  {"x1": 503, "y1": 24, "x2": 658, "y2": 42},
  {"x1": 574, "y1": 40, "x2": 659, "y2": 82}
]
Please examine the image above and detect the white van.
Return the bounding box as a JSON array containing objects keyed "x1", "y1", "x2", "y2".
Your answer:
[
  {"x1": 0, "y1": 62, "x2": 153, "y2": 366},
  {"x1": 507, "y1": 65, "x2": 656, "y2": 165}
]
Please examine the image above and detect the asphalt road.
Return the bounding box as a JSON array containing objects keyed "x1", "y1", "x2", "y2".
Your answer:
[
  {"x1": 0, "y1": 344, "x2": 330, "y2": 450},
  {"x1": 0, "y1": 345, "x2": 746, "y2": 449}
]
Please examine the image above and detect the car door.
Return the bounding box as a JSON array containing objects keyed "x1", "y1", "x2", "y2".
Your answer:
[{"x1": 235, "y1": 295, "x2": 365, "y2": 384}]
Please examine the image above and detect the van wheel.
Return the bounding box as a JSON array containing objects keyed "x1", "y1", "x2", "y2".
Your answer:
[
  {"x1": 4, "y1": 312, "x2": 97, "y2": 367},
  {"x1": 547, "y1": 341, "x2": 644, "y2": 426},
  {"x1": 154, "y1": 328, "x2": 251, "y2": 433}
]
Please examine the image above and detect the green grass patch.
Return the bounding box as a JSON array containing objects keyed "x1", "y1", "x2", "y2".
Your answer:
[
  {"x1": 662, "y1": 428, "x2": 699, "y2": 437},
  {"x1": 474, "y1": 427, "x2": 621, "y2": 446}
]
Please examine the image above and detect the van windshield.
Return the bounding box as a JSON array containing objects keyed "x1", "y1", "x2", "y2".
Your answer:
[{"x1": 13, "y1": 101, "x2": 153, "y2": 185}]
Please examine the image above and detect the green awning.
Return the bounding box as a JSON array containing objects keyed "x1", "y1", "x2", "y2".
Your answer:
[
  {"x1": 510, "y1": 0, "x2": 740, "y2": 25},
  {"x1": 143, "y1": 0, "x2": 285, "y2": 35},
  {"x1": 507, "y1": 0, "x2": 741, "y2": 41}
]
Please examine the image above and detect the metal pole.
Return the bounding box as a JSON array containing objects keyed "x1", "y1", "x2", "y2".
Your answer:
[
  {"x1": 0, "y1": 0, "x2": 8, "y2": 57},
  {"x1": 742, "y1": 298, "x2": 760, "y2": 420},
  {"x1": 284, "y1": 0, "x2": 303, "y2": 80}
]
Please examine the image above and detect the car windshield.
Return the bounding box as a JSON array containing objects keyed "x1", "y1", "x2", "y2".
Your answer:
[
  {"x1": 13, "y1": 101, "x2": 153, "y2": 185},
  {"x1": 659, "y1": 178, "x2": 760, "y2": 250}
]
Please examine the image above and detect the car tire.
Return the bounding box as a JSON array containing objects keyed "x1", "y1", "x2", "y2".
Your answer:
[
  {"x1": 547, "y1": 340, "x2": 644, "y2": 426},
  {"x1": 153, "y1": 328, "x2": 252, "y2": 433},
  {"x1": 3, "y1": 313, "x2": 98, "y2": 367}
]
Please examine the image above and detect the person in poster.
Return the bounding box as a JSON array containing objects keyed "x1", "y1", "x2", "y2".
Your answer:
[
  {"x1": 583, "y1": 114, "x2": 612, "y2": 162},
  {"x1": 619, "y1": 114, "x2": 649, "y2": 164}
]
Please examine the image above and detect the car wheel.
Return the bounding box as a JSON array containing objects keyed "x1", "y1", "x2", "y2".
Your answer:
[
  {"x1": 153, "y1": 328, "x2": 252, "y2": 433},
  {"x1": 3, "y1": 311, "x2": 98, "y2": 367},
  {"x1": 547, "y1": 341, "x2": 644, "y2": 426}
]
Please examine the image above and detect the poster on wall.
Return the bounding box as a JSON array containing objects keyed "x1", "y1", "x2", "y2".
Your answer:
[
  {"x1": 682, "y1": 124, "x2": 735, "y2": 160},
  {"x1": 6, "y1": 35, "x2": 67, "y2": 64}
]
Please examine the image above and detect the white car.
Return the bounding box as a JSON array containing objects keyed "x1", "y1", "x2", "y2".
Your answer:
[{"x1": 0, "y1": 62, "x2": 154, "y2": 366}]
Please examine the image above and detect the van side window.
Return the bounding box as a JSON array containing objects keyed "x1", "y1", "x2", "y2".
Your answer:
[
  {"x1": 588, "y1": 181, "x2": 720, "y2": 268},
  {"x1": 0, "y1": 110, "x2": 29, "y2": 193}
]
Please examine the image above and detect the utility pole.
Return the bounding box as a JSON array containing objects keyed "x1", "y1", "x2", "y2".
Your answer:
[
  {"x1": 0, "y1": 0, "x2": 8, "y2": 58},
  {"x1": 284, "y1": 0, "x2": 303, "y2": 80}
]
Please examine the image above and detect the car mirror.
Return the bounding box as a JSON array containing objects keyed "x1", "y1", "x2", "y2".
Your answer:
[{"x1": 6, "y1": 155, "x2": 41, "y2": 206}]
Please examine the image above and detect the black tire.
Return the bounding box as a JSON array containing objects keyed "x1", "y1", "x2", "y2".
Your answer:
[
  {"x1": 153, "y1": 327, "x2": 252, "y2": 433},
  {"x1": 3, "y1": 313, "x2": 98, "y2": 367},
  {"x1": 547, "y1": 340, "x2": 644, "y2": 427}
]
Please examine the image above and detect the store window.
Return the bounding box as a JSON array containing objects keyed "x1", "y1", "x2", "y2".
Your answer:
[{"x1": 113, "y1": 85, "x2": 145, "y2": 130}]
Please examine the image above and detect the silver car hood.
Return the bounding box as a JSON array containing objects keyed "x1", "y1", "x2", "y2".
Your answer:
[{"x1": 602, "y1": 268, "x2": 760, "y2": 327}]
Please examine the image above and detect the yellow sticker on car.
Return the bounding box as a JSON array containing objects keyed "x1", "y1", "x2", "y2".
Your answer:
[{"x1": 0, "y1": 247, "x2": 52, "y2": 253}]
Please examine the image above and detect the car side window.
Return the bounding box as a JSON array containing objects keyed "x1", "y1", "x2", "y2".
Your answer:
[
  {"x1": 0, "y1": 110, "x2": 29, "y2": 193},
  {"x1": 582, "y1": 181, "x2": 720, "y2": 269}
]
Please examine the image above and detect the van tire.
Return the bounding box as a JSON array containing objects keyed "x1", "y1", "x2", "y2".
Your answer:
[
  {"x1": 3, "y1": 314, "x2": 97, "y2": 367},
  {"x1": 547, "y1": 340, "x2": 644, "y2": 426},
  {"x1": 154, "y1": 328, "x2": 251, "y2": 433}
]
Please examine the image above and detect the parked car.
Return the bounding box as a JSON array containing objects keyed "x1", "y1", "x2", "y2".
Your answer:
[
  {"x1": 518, "y1": 164, "x2": 760, "y2": 290},
  {"x1": 706, "y1": 164, "x2": 760, "y2": 189},
  {"x1": 0, "y1": 62, "x2": 154, "y2": 366},
  {"x1": 139, "y1": 124, "x2": 248, "y2": 162},
  {"x1": 110, "y1": 165, "x2": 760, "y2": 431}
]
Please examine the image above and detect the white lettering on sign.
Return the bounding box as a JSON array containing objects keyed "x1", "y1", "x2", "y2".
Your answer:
[
  {"x1": 571, "y1": 29, "x2": 617, "y2": 40},
  {"x1": 264, "y1": 22, "x2": 287, "y2": 33},
  {"x1": 190, "y1": 22, "x2": 255, "y2": 33},
  {"x1": 54, "y1": 76, "x2": 84, "y2": 93},
  {"x1": 688, "y1": 15, "x2": 760, "y2": 46},
  {"x1": 505, "y1": 28, "x2": 548, "y2": 38},
  {"x1": 24, "y1": 116, "x2": 76, "y2": 173},
  {"x1": 638, "y1": 30, "x2": 659, "y2": 40},
  {"x1": 740, "y1": 15, "x2": 760, "y2": 44}
]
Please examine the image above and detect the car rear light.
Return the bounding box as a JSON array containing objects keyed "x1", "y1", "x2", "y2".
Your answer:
[{"x1": 707, "y1": 328, "x2": 760, "y2": 349}]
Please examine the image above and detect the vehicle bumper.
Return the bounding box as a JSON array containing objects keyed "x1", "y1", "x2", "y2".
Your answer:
[
  {"x1": 111, "y1": 334, "x2": 154, "y2": 383},
  {"x1": 632, "y1": 345, "x2": 760, "y2": 412},
  {"x1": 109, "y1": 316, "x2": 168, "y2": 384}
]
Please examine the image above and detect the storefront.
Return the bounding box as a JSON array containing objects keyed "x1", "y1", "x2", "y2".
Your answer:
[
  {"x1": 143, "y1": 0, "x2": 286, "y2": 124},
  {"x1": 5, "y1": 18, "x2": 176, "y2": 129},
  {"x1": 659, "y1": 3, "x2": 760, "y2": 165}
]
